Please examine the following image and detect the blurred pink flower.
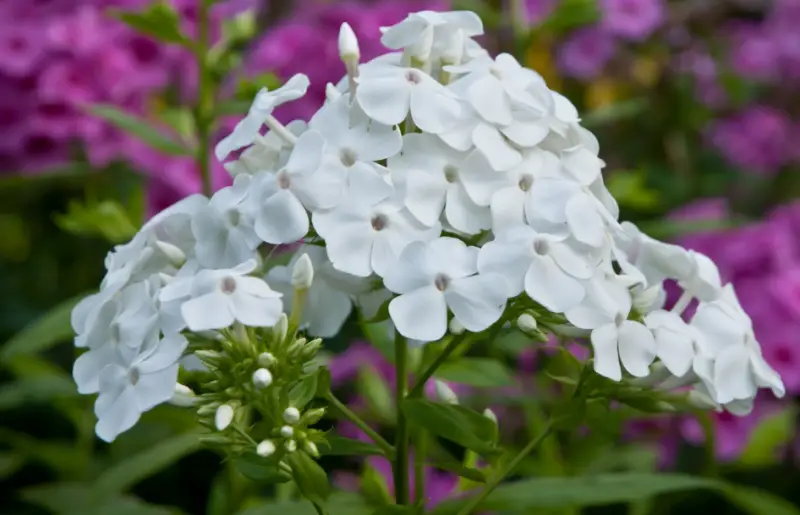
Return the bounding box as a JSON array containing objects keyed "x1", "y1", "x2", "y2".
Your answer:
[
  {"x1": 556, "y1": 26, "x2": 617, "y2": 79},
  {"x1": 600, "y1": 0, "x2": 664, "y2": 41}
]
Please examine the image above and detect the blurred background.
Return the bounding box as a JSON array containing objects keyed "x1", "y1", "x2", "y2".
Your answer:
[{"x1": 1, "y1": 0, "x2": 800, "y2": 513}]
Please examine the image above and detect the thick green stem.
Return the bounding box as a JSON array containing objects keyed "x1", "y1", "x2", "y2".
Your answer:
[
  {"x1": 408, "y1": 333, "x2": 468, "y2": 398},
  {"x1": 196, "y1": 0, "x2": 214, "y2": 197},
  {"x1": 414, "y1": 429, "x2": 427, "y2": 505},
  {"x1": 325, "y1": 392, "x2": 395, "y2": 458},
  {"x1": 455, "y1": 422, "x2": 555, "y2": 515},
  {"x1": 393, "y1": 330, "x2": 410, "y2": 505}
]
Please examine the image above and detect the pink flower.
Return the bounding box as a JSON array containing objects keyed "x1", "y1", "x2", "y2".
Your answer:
[
  {"x1": 0, "y1": 24, "x2": 45, "y2": 77},
  {"x1": 556, "y1": 26, "x2": 617, "y2": 79},
  {"x1": 600, "y1": 0, "x2": 664, "y2": 41}
]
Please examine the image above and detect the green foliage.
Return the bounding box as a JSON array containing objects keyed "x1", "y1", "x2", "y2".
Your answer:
[
  {"x1": 321, "y1": 436, "x2": 384, "y2": 457},
  {"x1": 435, "y1": 357, "x2": 515, "y2": 387},
  {"x1": 0, "y1": 293, "x2": 85, "y2": 361},
  {"x1": 285, "y1": 451, "x2": 330, "y2": 505},
  {"x1": 86, "y1": 104, "x2": 192, "y2": 156},
  {"x1": 739, "y1": 407, "x2": 797, "y2": 467},
  {"x1": 55, "y1": 198, "x2": 140, "y2": 243},
  {"x1": 112, "y1": 1, "x2": 191, "y2": 47},
  {"x1": 402, "y1": 399, "x2": 500, "y2": 456}
]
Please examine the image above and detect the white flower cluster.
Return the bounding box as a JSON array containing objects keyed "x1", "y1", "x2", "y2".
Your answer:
[{"x1": 72, "y1": 10, "x2": 784, "y2": 441}]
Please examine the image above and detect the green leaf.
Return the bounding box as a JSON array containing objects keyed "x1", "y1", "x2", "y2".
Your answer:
[
  {"x1": 371, "y1": 507, "x2": 420, "y2": 514},
  {"x1": 235, "y1": 73, "x2": 282, "y2": 102},
  {"x1": 739, "y1": 407, "x2": 796, "y2": 467},
  {"x1": 606, "y1": 170, "x2": 661, "y2": 212},
  {"x1": 55, "y1": 199, "x2": 139, "y2": 243},
  {"x1": 361, "y1": 321, "x2": 395, "y2": 363},
  {"x1": 1, "y1": 293, "x2": 86, "y2": 362},
  {"x1": 720, "y1": 484, "x2": 800, "y2": 515},
  {"x1": 86, "y1": 104, "x2": 190, "y2": 156},
  {"x1": 539, "y1": 0, "x2": 599, "y2": 33},
  {"x1": 402, "y1": 399, "x2": 499, "y2": 456},
  {"x1": 236, "y1": 493, "x2": 371, "y2": 515},
  {"x1": 21, "y1": 483, "x2": 177, "y2": 515},
  {"x1": 430, "y1": 473, "x2": 720, "y2": 514},
  {"x1": 315, "y1": 367, "x2": 331, "y2": 398},
  {"x1": 158, "y1": 107, "x2": 197, "y2": 146},
  {"x1": 94, "y1": 431, "x2": 201, "y2": 495},
  {"x1": 359, "y1": 366, "x2": 394, "y2": 423},
  {"x1": 0, "y1": 452, "x2": 23, "y2": 479},
  {"x1": 429, "y1": 459, "x2": 487, "y2": 483},
  {"x1": 233, "y1": 453, "x2": 292, "y2": 483},
  {"x1": 289, "y1": 372, "x2": 318, "y2": 410},
  {"x1": 435, "y1": 358, "x2": 514, "y2": 387},
  {"x1": 581, "y1": 98, "x2": 648, "y2": 128},
  {"x1": 113, "y1": 1, "x2": 190, "y2": 46},
  {"x1": 0, "y1": 429, "x2": 86, "y2": 477},
  {"x1": 544, "y1": 347, "x2": 582, "y2": 387},
  {"x1": 321, "y1": 436, "x2": 384, "y2": 457},
  {"x1": 0, "y1": 375, "x2": 79, "y2": 410},
  {"x1": 286, "y1": 451, "x2": 330, "y2": 503}
]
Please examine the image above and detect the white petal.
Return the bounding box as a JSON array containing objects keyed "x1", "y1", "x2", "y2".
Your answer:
[
  {"x1": 549, "y1": 242, "x2": 593, "y2": 279},
  {"x1": 691, "y1": 304, "x2": 744, "y2": 357},
  {"x1": 137, "y1": 334, "x2": 188, "y2": 373},
  {"x1": 750, "y1": 351, "x2": 785, "y2": 398},
  {"x1": 562, "y1": 146, "x2": 602, "y2": 185},
  {"x1": 215, "y1": 114, "x2": 262, "y2": 161},
  {"x1": 591, "y1": 324, "x2": 622, "y2": 381},
  {"x1": 134, "y1": 364, "x2": 180, "y2": 412},
  {"x1": 459, "y1": 150, "x2": 513, "y2": 206},
  {"x1": 472, "y1": 123, "x2": 521, "y2": 172},
  {"x1": 293, "y1": 168, "x2": 346, "y2": 211},
  {"x1": 527, "y1": 178, "x2": 578, "y2": 223},
  {"x1": 713, "y1": 346, "x2": 756, "y2": 404},
  {"x1": 326, "y1": 224, "x2": 375, "y2": 277},
  {"x1": 426, "y1": 237, "x2": 478, "y2": 279},
  {"x1": 95, "y1": 385, "x2": 140, "y2": 442},
  {"x1": 357, "y1": 76, "x2": 410, "y2": 126},
  {"x1": 654, "y1": 328, "x2": 694, "y2": 378},
  {"x1": 404, "y1": 169, "x2": 448, "y2": 226},
  {"x1": 476, "y1": 239, "x2": 529, "y2": 296},
  {"x1": 238, "y1": 276, "x2": 281, "y2": 298},
  {"x1": 490, "y1": 186, "x2": 526, "y2": 231},
  {"x1": 181, "y1": 292, "x2": 234, "y2": 331},
  {"x1": 468, "y1": 76, "x2": 511, "y2": 125},
  {"x1": 230, "y1": 293, "x2": 283, "y2": 327},
  {"x1": 409, "y1": 78, "x2": 461, "y2": 134},
  {"x1": 617, "y1": 320, "x2": 656, "y2": 378},
  {"x1": 566, "y1": 304, "x2": 613, "y2": 330},
  {"x1": 306, "y1": 283, "x2": 353, "y2": 338},
  {"x1": 524, "y1": 255, "x2": 585, "y2": 312},
  {"x1": 500, "y1": 118, "x2": 549, "y2": 147},
  {"x1": 445, "y1": 273, "x2": 507, "y2": 332},
  {"x1": 356, "y1": 125, "x2": 403, "y2": 162},
  {"x1": 255, "y1": 190, "x2": 309, "y2": 244},
  {"x1": 73, "y1": 345, "x2": 119, "y2": 394},
  {"x1": 566, "y1": 193, "x2": 605, "y2": 247},
  {"x1": 285, "y1": 130, "x2": 325, "y2": 176},
  {"x1": 389, "y1": 286, "x2": 448, "y2": 341},
  {"x1": 384, "y1": 240, "x2": 433, "y2": 294},
  {"x1": 444, "y1": 185, "x2": 491, "y2": 235}
]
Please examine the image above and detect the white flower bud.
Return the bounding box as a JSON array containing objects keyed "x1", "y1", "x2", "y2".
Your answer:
[
  {"x1": 256, "y1": 439, "x2": 276, "y2": 457},
  {"x1": 280, "y1": 425, "x2": 294, "y2": 438},
  {"x1": 258, "y1": 352, "x2": 276, "y2": 368},
  {"x1": 273, "y1": 313, "x2": 288, "y2": 342},
  {"x1": 434, "y1": 380, "x2": 459, "y2": 405},
  {"x1": 633, "y1": 284, "x2": 666, "y2": 314},
  {"x1": 325, "y1": 82, "x2": 342, "y2": 102},
  {"x1": 338, "y1": 22, "x2": 360, "y2": 62},
  {"x1": 283, "y1": 407, "x2": 301, "y2": 424},
  {"x1": 687, "y1": 389, "x2": 722, "y2": 412},
  {"x1": 516, "y1": 313, "x2": 537, "y2": 334},
  {"x1": 291, "y1": 253, "x2": 314, "y2": 289},
  {"x1": 285, "y1": 439, "x2": 297, "y2": 453},
  {"x1": 252, "y1": 368, "x2": 273, "y2": 389},
  {"x1": 169, "y1": 383, "x2": 196, "y2": 407},
  {"x1": 158, "y1": 272, "x2": 174, "y2": 286},
  {"x1": 483, "y1": 407, "x2": 498, "y2": 425},
  {"x1": 155, "y1": 240, "x2": 186, "y2": 267},
  {"x1": 448, "y1": 318, "x2": 465, "y2": 335},
  {"x1": 304, "y1": 441, "x2": 320, "y2": 457},
  {"x1": 215, "y1": 404, "x2": 235, "y2": 431},
  {"x1": 441, "y1": 28, "x2": 465, "y2": 65},
  {"x1": 408, "y1": 24, "x2": 434, "y2": 62}
]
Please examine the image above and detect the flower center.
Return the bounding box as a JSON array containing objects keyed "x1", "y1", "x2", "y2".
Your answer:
[
  {"x1": 614, "y1": 313, "x2": 625, "y2": 326},
  {"x1": 371, "y1": 214, "x2": 389, "y2": 231},
  {"x1": 443, "y1": 164, "x2": 458, "y2": 183},
  {"x1": 489, "y1": 66, "x2": 504, "y2": 79},
  {"x1": 532, "y1": 237, "x2": 549, "y2": 256},
  {"x1": 277, "y1": 170, "x2": 291, "y2": 189},
  {"x1": 129, "y1": 366, "x2": 140, "y2": 386},
  {"x1": 221, "y1": 276, "x2": 237, "y2": 294},
  {"x1": 434, "y1": 273, "x2": 451, "y2": 291},
  {"x1": 340, "y1": 148, "x2": 358, "y2": 167},
  {"x1": 226, "y1": 209, "x2": 241, "y2": 227},
  {"x1": 405, "y1": 70, "x2": 422, "y2": 84},
  {"x1": 518, "y1": 174, "x2": 533, "y2": 191}
]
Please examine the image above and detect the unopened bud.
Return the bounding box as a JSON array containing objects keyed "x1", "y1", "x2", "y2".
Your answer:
[
  {"x1": 301, "y1": 339, "x2": 322, "y2": 358},
  {"x1": 272, "y1": 313, "x2": 288, "y2": 342},
  {"x1": 280, "y1": 425, "x2": 294, "y2": 438},
  {"x1": 434, "y1": 380, "x2": 459, "y2": 405},
  {"x1": 441, "y1": 28, "x2": 465, "y2": 65},
  {"x1": 325, "y1": 82, "x2": 342, "y2": 102},
  {"x1": 408, "y1": 24, "x2": 434, "y2": 62},
  {"x1": 483, "y1": 407, "x2": 498, "y2": 425},
  {"x1": 687, "y1": 389, "x2": 722, "y2": 412},
  {"x1": 158, "y1": 272, "x2": 174, "y2": 286},
  {"x1": 303, "y1": 408, "x2": 326, "y2": 425},
  {"x1": 285, "y1": 439, "x2": 297, "y2": 453},
  {"x1": 283, "y1": 407, "x2": 301, "y2": 424},
  {"x1": 448, "y1": 318, "x2": 465, "y2": 335},
  {"x1": 195, "y1": 349, "x2": 223, "y2": 362},
  {"x1": 516, "y1": 313, "x2": 537, "y2": 334},
  {"x1": 215, "y1": 404, "x2": 235, "y2": 431},
  {"x1": 197, "y1": 402, "x2": 219, "y2": 417},
  {"x1": 155, "y1": 240, "x2": 186, "y2": 267},
  {"x1": 291, "y1": 253, "x2": 314, "y2": 290},
  {"x1": 252, "y1": 368, "x2": 273, "y2": 389},
  {"x1": 338, "y1": 22, "x2": 360, "y2": 62},
  {"x1": 633, "y1": 284, "x2": 666, "y2": 314},
  {"x1": 169, "y1": 383, "x2": 196, "y2": 407},
  {"x1": 256, "y1": 439, "x2": 276, "y2": 457},
  {"x1": 258, "y1": 352, "x2": 276, "y2": 368},
  {"x1": 304, "y1": 441, "x2": 320, "y2": 457}
]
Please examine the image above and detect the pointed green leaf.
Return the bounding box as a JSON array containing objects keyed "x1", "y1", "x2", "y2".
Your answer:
[
  {"x1": 435, "y1": 358, "x2": 514, "y2": 387},
  {"x1": 359, "y1": 366, "x2": 394, "y2": 423},
  {"x1": 233, "y1": 453, "x2": 292, "y2": 484},
  {"x1": 86, "y1": 104, "x2": 190, "y2": 156},
  {"x1": 112, "y1": 1, "x2": 190, "y2": 46},
  {"x1": 402, "y1": 399, "x2": 499, "y2": 456},
  {"x1": 1, "y1": 293, "x2": 87, "y2": 361},
  {"x1": 55, "y1": 199, "x2": 139, "y2": 243},
  {"x1": 429, "y1": 460, "x2": 487, "y2": 483},
  {"x1": 289, "y1": 372, "x2": 318, "y2": 410},
  {"x1": 720, "y1": 484, "x2": 800, "y2": 515},
  {"x1": 739, "y1": 407, "x2": 796, "y2": 467},
  {"x1": 236, "y1": 493, "x2": 371, "y2": 515},
  {"x1": 0, "y1": 375, "x2": 79, "y2": 410},
  {"x1": 286, "y1": 451, "x2": 330, "y2": 503},
  {"x1": 321, "y1": 436, "x2": 384, "y2": 457}
]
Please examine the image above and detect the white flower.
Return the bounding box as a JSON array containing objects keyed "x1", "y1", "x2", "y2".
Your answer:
[
  {"x1": 478, "y1": 226, "x2": 593, "y2": 313},
  {"x1": 356, "y1": 63, "x2": 461, "y2": 134},
  {"x1": 266, "y1": 246, "x2": 356, "y2": 338},
  {"x1": 380, "y1": 10, "x2": 483, "y2": 53},
  {"x1": 614, "y1": 221, "x2": 694, "y2": 287},
  {"x1": 644, "y1": 310, "x2": 700, "y2": 378},
  {"x1": 390, "y1": 134, "x2": 506, "y2": 234},
  {"x1": 679, "y1": 250, "x2": 723, "y2": 302},
  {"x1": 224, "y1": 120, "x2": 308, "y2": 177},
  {"x1": 94, "y1": 334, "x2": 187, "y2": 442},
  {"x1": 384, "y1": 237, "x2": 506, "y2": 341},
  {"x1": 253, "y1": 368, "x2": 273, "y2": 388},
  {"x1": 312, "y1": 189, "x2": 439, "y2": 278},
  {"x1": 283, "y1": 407, "x2": 301, "y2": 424},
  {"x1": 257, "y1": 440, "x2": 276, "y2": 457},
  {"x1": 215, "y1": 74, "x2": 310, "y2": 161},
  {"x1": 566, "y1": 275, "x2": 656, "y2": 380},
  {"x1": 690, "y1": 285, "x2": 784, "y2": 404},
  {"x1": 192, "y1": 175, "x2": 260, "y2": 269},
  {"x1": 252, "y1": 130, "x2": 339, "y2": 244},
  {"x1": 489, "y1": 148, "x2": 561, "y2": 231},
  {"x1": 433, "y1": 380, "x2": 459, "y2": 404},
  {"x1": 309, "y1": 95, "x2": 399, "y2": 204},
  {"x1": 215, "y1": 404, "x2": 235, "y2": 431},
  {"x1": 161, "y1": 259, "x2": 283, "y2": 332}
]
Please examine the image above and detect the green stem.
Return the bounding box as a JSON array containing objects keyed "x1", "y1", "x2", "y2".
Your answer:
[
  {"x1": 697, "y1": 411, "x2": 717, "y2": 477},
  {"x1": 311, "y1": 501, "x2": 327, "y2": 515},
  {"x1": 325, "y1": 393, "x2": 395, "y2": 458},
  {"x1": 196, "y1": 0, "x2": 214, "y2": 197},
  {"x1": 455, "y1": 422, "x2": 555, "y2": 515},
  {"x1": 393, "y1": 330, "x2": 410, "y2": 505},
  {"x1": 414, "y1": 428, "x2": 427, "y2": 505},
  {"x1": 408, "y1": 333, "x2": 468, "y2": 398}
]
